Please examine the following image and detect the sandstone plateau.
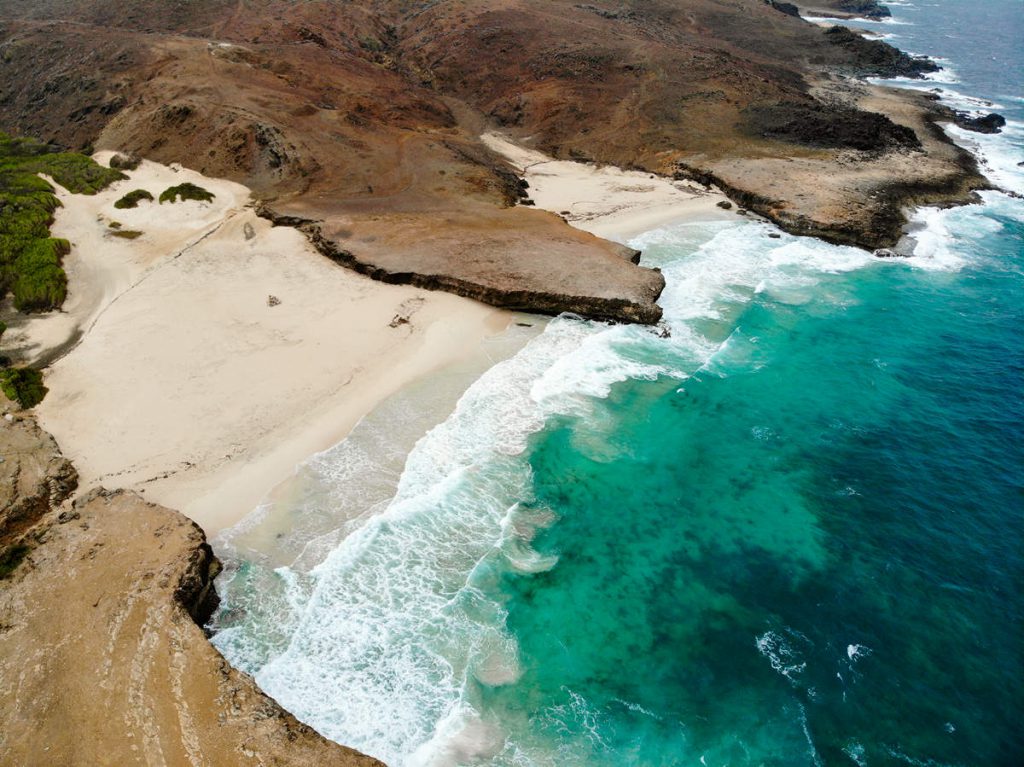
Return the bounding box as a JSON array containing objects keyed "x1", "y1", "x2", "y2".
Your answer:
[{"x1": 0, "y1": 402, "x2": 384, "y2": 766}]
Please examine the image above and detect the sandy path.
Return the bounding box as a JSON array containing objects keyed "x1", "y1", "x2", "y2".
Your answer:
[{"x1": 30, "y1": 155, "x2": 507, "y2": 532}]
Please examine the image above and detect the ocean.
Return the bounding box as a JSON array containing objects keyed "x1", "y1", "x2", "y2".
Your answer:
[{"x1": 210, "y1": 2, "x2": 1024, "y2": 765}]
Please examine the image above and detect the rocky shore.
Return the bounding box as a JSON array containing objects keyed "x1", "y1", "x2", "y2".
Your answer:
[
  {"x1": 800, "y1": 0, "x2": 892, "y2": 20},
  {"x1": 0, "y1": 2, "x2": 1001, "y2": 763},
  {"x1": 256, "y1": 202, "x2": 665, "y2": 325},
  {"x1": 0, "y1": 404, "x2": 383, "y2": 766}
]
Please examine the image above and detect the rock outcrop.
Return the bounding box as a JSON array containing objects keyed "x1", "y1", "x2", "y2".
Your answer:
[
  {"x1": 951, "y1": 111, "x2": 1007, "y2": 135},
  {"x1": 257, "y1": 202, "x2": 665, "y2": 325},
  {"x1": 822, "y1": 25, "x2": 940, "y2": 79},
  {"x1": 745, "y1": 100, "x2": 921, "y2": 151},
  {"x1": 0, "y1": 414, "x2": 384, "y2": 767},
  {"x1": 0, "y1": 407, "x2": 77, "y2": 542},
  {"x1": 804, "y1": 0, "x2": 892, "y2": 19}
]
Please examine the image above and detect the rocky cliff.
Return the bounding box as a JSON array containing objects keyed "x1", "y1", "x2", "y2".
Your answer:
[{"x1": 0, "y1": 407, "x2": 384, "y2": 767}]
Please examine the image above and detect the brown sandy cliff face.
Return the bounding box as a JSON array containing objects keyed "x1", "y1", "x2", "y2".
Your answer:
[
  {"x1": 0, "y1": 0, "x2": 987, "y2": 317},
  {"x1": 0, "y1": 408, "x2": 383, "y2": 767}
]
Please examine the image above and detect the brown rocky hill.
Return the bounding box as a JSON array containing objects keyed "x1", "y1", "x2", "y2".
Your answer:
[{"x1": 0, "y1": 0, "x2": 985, "y2": 320}]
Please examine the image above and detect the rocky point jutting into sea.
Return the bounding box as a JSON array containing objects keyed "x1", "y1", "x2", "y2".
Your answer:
[{"x1": 1, "y1": 0, "x2": 1019, "y2": 764}]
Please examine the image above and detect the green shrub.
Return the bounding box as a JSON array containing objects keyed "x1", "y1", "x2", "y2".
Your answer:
[
  {"x1": 0, "y1": 367, "x2": 47, "y2": 408},
  {"x1": 159, "y1": 182, "x2": 215, "y2": 204},
  {"x1": 0, "y1": 544, "x2": 31, "y2": 578},
  {"x1": 109, "y1": 230, "x2": 143, "y2": 240},
  {"x1": 0, "y1": 131, "x2": 124, "y2": 312},
  {"x1": 109, "y1": 152, "x2": 141, "y2": 171},
  {"x1": 10, "y1": 238, "x2": 69, "y2": 311},
  {"x1": 113, "y1": 189, "x2": 153, "y2": 209}
]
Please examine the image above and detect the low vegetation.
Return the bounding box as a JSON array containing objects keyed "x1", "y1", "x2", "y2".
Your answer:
[
  {"x1": 109, "y1": 229, "x2": 143, "y2": 240},
  {"x1": 159, "y1": 182, "x2": 214, "y2": 204},
  {"x1": 0, "y1": 132, "x2": 125, "y2": 312},
  {"x1": 0, "y1": 544, "x2": 31, "y2": 579},
  {"x1": 0, "y1": 367, "x2": 48, "y2": 408},
  {"x1": 114, "y1": 188, "x2": 153, "y2": 209},
  {"x1": 109, "y1": 152, "x2": 141, "y2": 171}
]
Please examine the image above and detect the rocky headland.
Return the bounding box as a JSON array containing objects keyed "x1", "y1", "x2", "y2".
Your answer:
[
  {"x1": 0, "y1": 403, "x2": 383, "y2": 766},
  {"x1": 799, "y1": 0, "x2": 892, "y2": 20}
]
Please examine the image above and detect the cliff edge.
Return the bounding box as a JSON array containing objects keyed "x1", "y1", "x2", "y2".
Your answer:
[{"x1": 0, "y1": 407, "x2": 383, "y2": 767}]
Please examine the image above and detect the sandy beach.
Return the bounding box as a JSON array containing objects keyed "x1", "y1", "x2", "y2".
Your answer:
[
  {"x1": 23, "y1": 155, "x2": 508, "y2": 532},
  {"x1": 481, "y1": 133, "x2": 737, "y2": 241},
  {"x1": 22, "y1": 139, "x2": 729, "y2": 534}
]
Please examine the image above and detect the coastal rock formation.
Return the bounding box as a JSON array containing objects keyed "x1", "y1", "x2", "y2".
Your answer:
[
  {"x1": 257, "y1": 202, "x2": 665, "y2": 324},
  {"x1": 764, "y1": 1, "x2": 802, "y2": 18},
  {"x1": 745, "y1": 100, "x2": 921, "y2": 151},
  {"x1": 821, "y1": 25, "x2": 940, "y2": 79},
  {"x1": 0, "y1": 0, "x2": 988, "y2": 307},
  {"x1": 952, "y1": 111, "x2": 1007, "y2": 134},
  {"x1": 0, "y1": 414, "x2": 384, "y2": 767},
  {"x1": 0, "y1": 406, "x2": 77, "y2": 542},
  {"x1": 802, "y1": 0, "x2": 892, "y2": 19}
]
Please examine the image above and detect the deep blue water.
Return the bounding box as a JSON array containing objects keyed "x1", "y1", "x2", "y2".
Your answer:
[{"x1": 212, "y1": 2, "x2": 1024, "y2": 765}]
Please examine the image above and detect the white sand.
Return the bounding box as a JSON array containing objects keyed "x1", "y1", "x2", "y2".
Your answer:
[
  {"x1": 481, "y1": 133, "x2": 737, "y2": 241},
  {"x1": 31, "y1": 155, "x2": 508, "y2": 532},
  {"x1": 28, "y1": 139, "x2": 734, "y2": 533}
]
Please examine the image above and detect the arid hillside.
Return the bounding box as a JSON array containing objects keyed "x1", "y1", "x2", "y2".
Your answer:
[{"x1": 0, "y1": 0, "x2": 986, "y2": 317}]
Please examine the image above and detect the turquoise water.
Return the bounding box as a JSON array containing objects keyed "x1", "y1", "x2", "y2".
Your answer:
[{"x1": 212, "y1": 2, "x2": 1023, "y2": 765}]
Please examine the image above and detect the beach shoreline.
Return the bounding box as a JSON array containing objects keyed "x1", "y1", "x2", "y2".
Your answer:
[
  {"x1": 26, "y1": 139, "x2": 709, "y2": 535},
  {"x1": 24, "y1": 155, "x2": 512, "y2": 533}
]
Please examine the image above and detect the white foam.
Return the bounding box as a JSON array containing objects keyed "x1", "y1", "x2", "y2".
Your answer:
[
  {"x1": 756, "y1": 631, "x2": 807, "y2": 685},
  {"x1": 846, "y1": 643, "x2": 872, "y2": 662},
  {"x1": 844, "y1": 741, "x2": 868, "y2": 767},
  {"x1": 803, "y1": 15, "x2": 915, "y2": 26},
  {"x1": 944, "y1": 122, "x2": 1024, "y2": 194}
]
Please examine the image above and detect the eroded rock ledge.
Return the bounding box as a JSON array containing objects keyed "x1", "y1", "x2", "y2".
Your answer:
[
  {"x1": 0, "y1": 412, "x2": 384, "y2": 767},
  {"x1": 675, "y1": 84, "x2": 989, "y2": 250},
  {"x1": 255, "y1": 202, "x2": 666, "y2": 325}
]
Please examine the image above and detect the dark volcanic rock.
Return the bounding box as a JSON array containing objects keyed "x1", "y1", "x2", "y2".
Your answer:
[
  {"x1": 824, "y1": 1, "x2": 892, "y2": 19},
  {"x1": 746, "y1": 101, "x2": 921, "y2": 151},
  {"x1": 765, "y1": 0, "x2": 801, "y2": 17},
  {"x1": 824, "y1": 25, "x2": 940, "y2": 78},
  {"x1": 951, "y1": 111, "x2": 1006, "y2": 134}
]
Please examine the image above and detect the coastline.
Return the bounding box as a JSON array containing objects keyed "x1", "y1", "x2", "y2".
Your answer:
[
  {"x1": 23, "y1": 155, "x2": 512, "y2": 533},
  {"x1": 24, "y1": 141, "x2": 708, "y2": 537}
]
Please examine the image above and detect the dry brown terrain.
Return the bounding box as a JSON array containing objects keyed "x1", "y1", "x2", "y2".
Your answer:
[
  {"x1": 0, "y1": 0, "x2": 986, "y2": 320},
  {"x1": 0, "y1": 405, "x2": 383, "y2": 767}
]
